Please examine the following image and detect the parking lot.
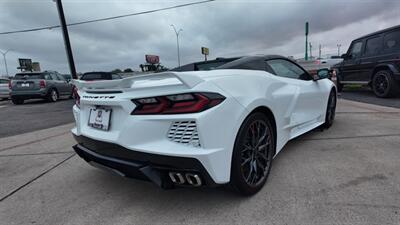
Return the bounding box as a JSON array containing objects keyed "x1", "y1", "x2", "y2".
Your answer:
[
  {"x1": 340, "y1": 86, "x2": 400, "y2": 109},
  {"x1": 0, "y1": 98, "x2": 399, "y2": 225},
  {"x1": 0, "y1": 98, "x2": 74, "y2": 138}
]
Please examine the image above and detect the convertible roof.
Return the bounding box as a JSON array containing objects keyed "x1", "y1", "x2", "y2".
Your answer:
[{"x1": 216, "y1": 55, "x2": 288, "y2": 70}]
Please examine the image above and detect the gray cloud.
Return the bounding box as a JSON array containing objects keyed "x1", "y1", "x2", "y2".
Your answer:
[{"x1": 0, "y1": 0, "x2": 399, "y2": 76}]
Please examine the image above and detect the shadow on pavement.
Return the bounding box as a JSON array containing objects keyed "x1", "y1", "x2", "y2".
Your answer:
[{"x1": 340, "y1": 86, "x2": 400, "y2": 108}]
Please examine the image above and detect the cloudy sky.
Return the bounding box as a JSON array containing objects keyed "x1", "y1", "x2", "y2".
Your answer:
[{"x1": 0, "y1": 0, "x2": 400, "y2": 75}]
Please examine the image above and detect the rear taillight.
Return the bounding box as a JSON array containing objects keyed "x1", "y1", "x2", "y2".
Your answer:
[
  {"x1": 39, "y1": 80, "x2": 46, "y2": 88},
  {"x1": 131, "y1": 92, "x2": 225, "y2": 115},
  {"x1": 73, "y1": 86, "x2": 80, "y2": 108},
  {"x1": 8, "y1": 80, "x2": 12, "y2": 89}
]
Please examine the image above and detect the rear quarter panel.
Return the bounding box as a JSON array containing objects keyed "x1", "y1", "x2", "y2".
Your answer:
[{"x1": 207, "y1": 70, "x2": 334, "y2": 154}]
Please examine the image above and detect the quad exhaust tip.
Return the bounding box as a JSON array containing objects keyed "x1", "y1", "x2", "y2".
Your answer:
[
  {"x1": 168, "y1": 172, "x2": 202, "y2": 187},
  {"x1": 168, "y1": 172, "x2": 185, "y2": 185},
  {"x1": 185, "y1": 173, "x2": 202, "y2": 187}
]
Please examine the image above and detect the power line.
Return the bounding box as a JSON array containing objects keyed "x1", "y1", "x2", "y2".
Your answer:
[{"x1": 0, "y1": 0, "x2": 215, "y2": 35}]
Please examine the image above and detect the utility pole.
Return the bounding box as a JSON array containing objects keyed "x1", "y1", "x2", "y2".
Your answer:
[
  {"x1": 170, "y1": 24, "x2": 183, "y2": 67},
  {"x1": 0, "y1": 49, "x2": 10, "y2": 77},
  {"x1": 309, "y1": 42, "x2": 312, "y2": 59},
  {"x1": 305, "y1": 22, "x2": 309, "y2": 60},
  {"x1": 337, "y1": 44, "x2": 342, "y2": 56},
  {"x1": 318, "y1": 44, "x2": 321, "y2": 59},
  {"x1": 54, "y1": 0, "x2": 77, "y2": 79}
]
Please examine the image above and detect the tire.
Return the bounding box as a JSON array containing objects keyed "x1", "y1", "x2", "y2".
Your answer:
[
  {"x1": 336, "y1": 74, "x2": 343, "y2": 92},
  {"x1": 230, "y1": 112, "x2": 275, "y2": 196},
  {"x1": 47, "y1": 89, "x2": 58, "y2": 102},
  {"x1": 11, "y1": 98, "x2": 24, "y2": 105},
  {"x1": 372, "y1": 70, "x2": 399, "y2": 98},
  {"x1": 322, "y1": 89, "x2": 337, "y2": 129}
]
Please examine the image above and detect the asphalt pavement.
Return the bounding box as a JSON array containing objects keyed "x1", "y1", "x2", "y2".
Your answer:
[
  {"x1": 0, "y1": 99, "x2": 399, "y2": 225},
  {"x1": 0, "y1": 98, "x2": 74, "y2": 138},
  {"x1": 340, "y1": 86, "x2": 400, "y2": 109}
]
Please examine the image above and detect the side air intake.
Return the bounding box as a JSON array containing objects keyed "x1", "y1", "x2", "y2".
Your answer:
[{"x1": 167, "y1": 121, "x2": 200, "y2": 147}]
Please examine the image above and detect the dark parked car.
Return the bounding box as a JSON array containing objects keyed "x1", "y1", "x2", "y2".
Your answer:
[
  {"x1": 9, "y1": 71, "x2": 73, "y2": 105},
  {"x1": 333, "y1": 25, "x2": 400, "y2": 97},
  {"x1": 80, "y1": 72, "x2": 122, "y2": 81}
]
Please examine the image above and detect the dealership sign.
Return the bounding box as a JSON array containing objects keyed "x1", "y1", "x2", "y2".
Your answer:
[
  {"x1": 201, "y1": 47, "x2": 209, "y2": 61},
  {"x1": 18, "y1": 58, "x2": 32, "y2": 70},
  {"x1": 145, "y1": 55, "x2": 160, "y2": 64}
]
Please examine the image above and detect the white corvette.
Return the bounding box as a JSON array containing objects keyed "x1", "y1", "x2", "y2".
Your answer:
[{"x1": 72, "y1": 55, "x2": 336, "y2": 195}]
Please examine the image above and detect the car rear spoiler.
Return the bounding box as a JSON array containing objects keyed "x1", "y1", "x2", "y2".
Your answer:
[{"x1": 72, "y1": 72, "x2": 204, "y2": 91}]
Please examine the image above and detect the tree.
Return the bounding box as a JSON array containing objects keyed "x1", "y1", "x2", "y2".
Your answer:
[{"x1": 124, "y1": 68, "x2": 133, "y2": 73}]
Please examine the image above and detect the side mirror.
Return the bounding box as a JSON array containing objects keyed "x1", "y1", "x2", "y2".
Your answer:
[
  {"x1": 341, "y1": 53, "x2": 352, "y2": 59},
  {"x1": 313, "y1": 68, "x2": 330, "y2": 81}
]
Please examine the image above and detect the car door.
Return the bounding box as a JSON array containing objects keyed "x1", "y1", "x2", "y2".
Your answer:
[
  {"x1": 359, "y1": 35, "x2": 383, "y2": 81},
  {"x1": 49, "y1": 73, "x2": 65, "y2": 96},
  {"x1": 266, "y1": 59, "x2": 326, "y2": 136},
  {"x1": 56, "y1": 73, "x2": 71, "y2": 95},
  {"x1": 341, "y1": 40, "x2": 364, "y2": 82}
]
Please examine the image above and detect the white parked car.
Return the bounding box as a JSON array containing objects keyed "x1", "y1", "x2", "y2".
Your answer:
[
  {"x1": 71, "y1": 55, "x2": 337, "y2": 195},
  {"x1": 0, "y1": 78, "x2": 10, "y2": 100}
]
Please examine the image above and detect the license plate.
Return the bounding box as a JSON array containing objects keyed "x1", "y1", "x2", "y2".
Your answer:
[
  {"x1": 88, "y1": 107, "x2": 111, "y2": 131},
  {"x1": 21, "y1": 83, "x2": 30, "y2": 87}
]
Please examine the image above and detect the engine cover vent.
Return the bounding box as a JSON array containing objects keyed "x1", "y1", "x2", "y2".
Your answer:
[{"x1": 167, "y1": 121, "x2": 200, "y2": 147}]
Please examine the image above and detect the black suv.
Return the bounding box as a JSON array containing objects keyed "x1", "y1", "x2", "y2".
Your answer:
[{"x1": 333, "y1": 25, "x2": 400, "y2": 97}]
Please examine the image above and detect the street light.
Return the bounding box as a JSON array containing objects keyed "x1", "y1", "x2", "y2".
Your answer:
[
  {"x1": 170, "y1": 24, "x2": 183, "y2": 67},
  {"x1": 0, "y1": 49, "x2": 11, "y2": 77},
  {"x1": 337, "y1": 44, "x2": 342, "y2": 56}
]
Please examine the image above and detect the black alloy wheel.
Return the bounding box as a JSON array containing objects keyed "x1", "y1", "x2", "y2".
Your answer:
[
  {"x1": 48, "y1": 89, "x2": 58, "y2": 102},
  {"x1": 372, "y1": 70, "x2": 400, "y2": 98},
  {"x1": 321, "y1": 89, "x2": 336, "y2": 129},
  {"x1": 373, "y1": 73, "x2": 389, "y2": 97},
  {"x1": 230, "y1": 112, "x2": 275, "y2": 196}
]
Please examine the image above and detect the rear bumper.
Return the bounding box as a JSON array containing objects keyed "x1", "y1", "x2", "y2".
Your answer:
[
  {"x1": 10, "y1": 90, "x2": 47, "y2": 99},
  {"x1": 73, "y1": 134, "x2": 218, "y2": 188}
]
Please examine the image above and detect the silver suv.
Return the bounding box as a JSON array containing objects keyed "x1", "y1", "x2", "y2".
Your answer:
[{"x1": 9, "y1": 71, "x2": 73, "y2": 105}]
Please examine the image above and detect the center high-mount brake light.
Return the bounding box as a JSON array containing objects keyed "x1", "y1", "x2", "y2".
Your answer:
[{"x1": 131, "y1": 92, "x2": 225, "y2": 115}]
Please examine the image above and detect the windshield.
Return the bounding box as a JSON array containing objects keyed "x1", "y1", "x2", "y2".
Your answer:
[
  {"x1": 80, "y1": 73, "x2": 111, "y2": 81},
  {"x1": 172, "y1": 58, "x2": 239, "y2": 71}
]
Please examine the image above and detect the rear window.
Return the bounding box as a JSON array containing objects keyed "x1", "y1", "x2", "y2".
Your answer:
[
  {"x1": 365, "y1": 36, "x2": 382, "y2": 56},
  {"x1": 383, "y1": 30, "x2": 400, "y2": 52},
  {"x1": 81, "y1": 73, "x2": 111, "y2": 81},
  {"x1": 14, "y1": 73, "x2": 44, "y2": 79},
  {"x1": 195, "y1": 61, "x2": 232, "y2": 71},
  {"x1": 0, "y1": 79, "x2": 8, "y2": 84}
]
